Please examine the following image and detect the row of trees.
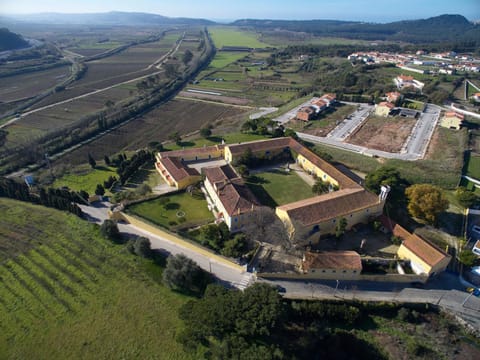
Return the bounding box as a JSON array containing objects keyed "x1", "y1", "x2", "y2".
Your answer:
[
  {"x1": 116, "y1": 150, "x2": 153, "y2": 185},
  {"x1": 0, "y1": 177, "x2": 84, "y2": 216}
]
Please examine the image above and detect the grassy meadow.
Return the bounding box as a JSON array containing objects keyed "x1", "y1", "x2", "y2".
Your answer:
[
  {"x1": 0, "y1": 198, "x2": 197, "y2": 359},
  {"x1": 52, "y1": 164, "x2": 117, "y2": 194},
  {"x1": 209, "y1": 27, "x2": 270, "y2": 48}
]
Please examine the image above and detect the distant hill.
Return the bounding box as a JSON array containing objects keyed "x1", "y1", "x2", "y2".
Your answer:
[
  {"x1": 0, "y1": 28, "x2": 29, "y2": 52},
  {"x1": 1, "y1": 11, "x2": 215, "y2": 26},
  {"x1": 232, "y1": 14, "x2": 480, "y2": 43}
]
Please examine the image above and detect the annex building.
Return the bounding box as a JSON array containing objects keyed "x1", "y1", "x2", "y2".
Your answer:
[{"x1": 156, "y1": 137, "x2": 389, "y2": 241}]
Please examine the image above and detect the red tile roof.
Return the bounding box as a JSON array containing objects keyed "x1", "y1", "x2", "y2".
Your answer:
[
  {"x1": 159, "y1": 144, "x2": 224, "y2": 159},
  {"x1": 378, "y1": 102, "x2": 395, "y2": 109},
  {"x1": 394, "y1": 224, "x2": 450, "y2": 267},
  {"x1": 204, "y1": 164, "x2": 260, "y2": 216},
  {"x1": 227, "y1": 137, "x2": 292, "y2": 157},
  {"x1": 158, "y1": 157, "x2": 199, "y2": 183},
  {"x1": 278, "y1": 188, "x2": 379, "y2": 226},
  {"x1": 303, "y1": 251, "x2": 362, "y2": 271}
]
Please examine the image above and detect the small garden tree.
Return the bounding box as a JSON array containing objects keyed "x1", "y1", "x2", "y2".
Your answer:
[
  {"x1": 134, "y1": 236, "x2": 152, "y2": 258},
  {"x1": 100, "y1": 219, "x2": 121, "y2": 243},
  {"x1": 162, "y1": 254, "x2": 212, "y2": 295},
  {"x1": 200, "y1": 127, "x2": 212, "y2": 138},
  {"x1": 95, "y1": 184, "x2": 105, "y2": 196},
  {"x1": 88, "y1": 153, "x2": 96, "y2": 169},
  {"x1": 335, "y1": 217, "x2": 348, "y2": 239}
]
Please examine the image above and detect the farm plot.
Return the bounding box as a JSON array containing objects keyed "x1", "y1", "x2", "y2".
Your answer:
[
  {"x1": 0, "y1": 65, "x2": 70, "y2": 103},
  {"x1": 346, "y1": 115, "x2": 416, "y2": 153},
  {"x1": 31, "y1": 34, "x2": 183, "y2": 109},
  {"x1": 0, "y1": 198, "x2": 194, "y2": 359},
  {"x1": 209, "y1": 27, "x2": 271, "y2": 48},
  {"x1": 48, "y1": 99, "x2": 249, "y2": 166}
]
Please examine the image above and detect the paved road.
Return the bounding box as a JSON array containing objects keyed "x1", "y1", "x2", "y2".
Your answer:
[
  {"x1": 260, "y1": 275, "x2": 480, "y2": 332},
  {"x1": 79, "y1": 202, "x2": 253, "y2": 290},
  {"x1": 273, "y1": 99, "x2": 443, "y2": 161},
  {"x1": 327, "y1": 104, "x2": 373, "y2": 141}
]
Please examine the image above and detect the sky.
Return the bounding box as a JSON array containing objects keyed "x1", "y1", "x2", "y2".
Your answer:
[{"x1": 1, "y1": 0, "x2": 479, "y2": 22}]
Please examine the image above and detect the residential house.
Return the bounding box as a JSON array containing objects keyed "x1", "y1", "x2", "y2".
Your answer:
[
  {"x1": 296, "y1": 106, "x2": 316, "y2": 121},
  {"x1": 386, "y1": 91, "x2": 402, "y2": 104},
  {"x1": 440, "y1": 111, "x2": 464, "y2": 130},
  {"x1": 394, "y1": 74, "x2": 424, "y2": 90},
  {"x1": 375, "y1": 102, "x2": 395, "y2": 117},
  {"x1": 301, "y1": 251, "x2": 362, "y2": 278},
  {"x1": 474, "y1": 93, "x2": 480, "y2": 103},
  {"x1": 394, "y1": 224, "x2": 451, "y2": 276}
]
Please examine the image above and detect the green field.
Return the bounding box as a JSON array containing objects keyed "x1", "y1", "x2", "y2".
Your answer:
[
  {"x1": 208, "y1": 52, "x2": 248, "y2": 69},
  {"x1": 53, "y1": 164, "x2": 117, "y2": 194},
  {"x1": 466, "y1": 154, "x2": 480, "y2": 179},
  {"x1": 128, "y1": 191, "x2": 214, "y2": 229},
  {"x1": 209, "y1": 27, "x2": 270, "y2": 48},
  {"x1": 246, "y1": 169, "x2": 313, "y2": 207},
  {"x1": 0, "y1": 198, "x2": 195, "y2": 359}
]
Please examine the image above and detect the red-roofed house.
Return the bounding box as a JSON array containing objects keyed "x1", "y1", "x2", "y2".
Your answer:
[
  {"x1": 296, "y1": 106, "x2": 316, "y2": 121},
  {"x1": 204, "y1": 164, "x2": 261, "y2": 232},
  {"x1": 155, "y1": 156, "x2": 201, "y2": 189},
  {"x1": 395, "y1": 224, "x2": 451, "y2": 276},
  {"x1": 375, "y1": 102, "x2": 395, "y2": 117},
  {"x1": 440, "y1": 111, "x2": 464, "y2": 130},
  {"x1": 386, "y1": 91, "x2": 402, "y2": 104}
]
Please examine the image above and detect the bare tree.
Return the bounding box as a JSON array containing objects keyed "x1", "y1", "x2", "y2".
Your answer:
[{"x1": 243, "y1": 207, "x2": 291, "y2": 249}]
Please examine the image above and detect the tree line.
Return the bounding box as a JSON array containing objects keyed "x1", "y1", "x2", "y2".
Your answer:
[{"x1": 0, "y1": 177, "x2": 84, "y2": 216}]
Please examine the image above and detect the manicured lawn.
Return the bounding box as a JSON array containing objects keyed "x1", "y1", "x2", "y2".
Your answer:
[
  {"x1": 246, "y1": 169, "x2": 313, "y2": 207},
  {"x1": 0, "y1": 198, "x2": 196, "y2": 359},
  {"x1": 53, "y1": 164, "x2": 117, "y2": 194},
  {"x1": 128, "y1": 191, "x2": 214, "y2": 229},
  {"x1": 209, "y1": 27, "x2": 270, "y2": 48},
  {"x1": 466, "y1": 154, "x2": 480, "y2": 179},
  {"x1": 165, "y1": 132, "x2": 269, "y2": 151}
]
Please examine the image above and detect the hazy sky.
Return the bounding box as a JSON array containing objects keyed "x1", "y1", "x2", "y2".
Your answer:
[{"x1": 1, "y1": 0, "x2": 479, "y2": 22}]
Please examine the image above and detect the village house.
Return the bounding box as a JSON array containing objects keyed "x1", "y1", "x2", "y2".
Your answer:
[
  {"x1": 301, "y1": 250, "x2": 362, "y2": 278},
  {"x1": 440, "y1": 111, "x2": 464, "y2": 130},
  {"x1": 203, "y1": 164, "x2": 261, "y2": 232},
  {"x1": 386, "y1": 91, "x2": 402, "y2": 104},
  {"x1": 473, "y1": 93, "x2": 480, "y2": 103},
  {"x1": 375, "y1": 102, "x2": 395, "y2": 117},
  {"x1": 296, "y1": 106, "x2": 316, "y2": 121},
  {"x1": 394, "y1": 74, "x2": 424, "y2": 90}
]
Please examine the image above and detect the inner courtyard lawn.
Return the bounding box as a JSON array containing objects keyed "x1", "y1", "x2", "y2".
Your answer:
[
  {"x1": 246, "y1": 169, "x2": 313, "y2": 207},
  {"x1": 128, "y1": 191, "x2": 214, "y2": 229}
]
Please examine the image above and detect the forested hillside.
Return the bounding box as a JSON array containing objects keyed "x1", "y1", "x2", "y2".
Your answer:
[
  {"x1": 233, "y1": 15, "x2": 480, "y2": 44},
  {"x1": 0, "y1": 28, "x2": 29, "y2": 52}
]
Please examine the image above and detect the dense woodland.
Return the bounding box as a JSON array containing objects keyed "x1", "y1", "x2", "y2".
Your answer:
[
  {"x1": 233, "y1": 15, "x2": 480, "y2": 50},
  {"x1": 0, "y1": 28, "x2": 29, "y2": 51}
]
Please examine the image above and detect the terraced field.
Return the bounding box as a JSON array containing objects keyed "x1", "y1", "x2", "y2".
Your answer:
[{"x1": 0, "y1": 198, "x2": 195, "y2": 359}]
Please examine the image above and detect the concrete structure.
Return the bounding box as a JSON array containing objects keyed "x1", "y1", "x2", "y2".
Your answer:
[
  {"x1": 301, "y1": 251, "x2": 362, "y2": 276},
  {"x1": 473, "y1": 93, "x2": 480, "y2": 103},
  {"x1": 440, "y1": 111, "x2": 464, "y2": 130},
  {"x1": 375, "y1": 102, "x2": 395, "y2": 117},
  {"x1": 203, "y1": 164, "x2": 260, "y2": 232}
]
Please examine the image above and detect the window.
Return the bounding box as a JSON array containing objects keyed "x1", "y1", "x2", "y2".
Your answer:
[
  {"x1": 332, "y1": 270, "x2": 336, "y2": 273},
  {"x1": 350, "y1": 214, "x2": 353, "y2": 218},
  {"x1": 311, "y1": 270, "x2": 315, "y2": 273},
  {"x1": 342, "y1": 270, "x2": 347, "y2": 273},
  {"x1": 332, "y1": 219, "x2": 336, "y2": 223},
  {"x1": 234, "y1": 217, "x2": 238, "y2": 222},
  {"x1": 353, "y1": 270, "x2": 357, "y2": 273},
  {"x1": 322, "y1": 270, "x2": 326, "y2": 273},
  {"x1": 323, "y1": 174, "x2": 327, "y2": 179}
]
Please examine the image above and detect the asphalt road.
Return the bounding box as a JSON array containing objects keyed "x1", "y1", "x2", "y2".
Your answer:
[
  {"x1": 327, "y1": 104, "x2": 374, "y2": 141},
  {"x1": 79, "y1": 202, "x2": 254, "y2": 290}
]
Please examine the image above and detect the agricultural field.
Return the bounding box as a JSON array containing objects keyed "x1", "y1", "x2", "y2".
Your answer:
[
  {"x1": 246, "y1": 169, "x2": 313, "y2": 207},
  {"x1": 209, "y1": 27, "x2": 271, "y2": 48},
  {"x1": 465, "y1": 154, "x2": 480, "y2": 180},
  {"x1": 347, "y1": 115, "x2": 417, "y2": 153},
  {"x1": 0, "y1": 65, "x2": 71, "y2": 103},
  {"x1": 46, "y1": 99, "x2": 249, "y2": 168},
  {"x1": 0, "y1": 198, "x2": 196, "y2": 359},
  {"x1": 128, "y1": 191, "x2": 214, "y2": 230}
]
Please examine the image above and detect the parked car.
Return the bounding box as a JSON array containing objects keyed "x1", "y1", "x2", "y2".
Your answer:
[
  {"x1": 466, "y1": 287, "x2": 480, "y2": 297},
  {"x1": 471, "y1": 225, "x2": 480, "y2": 235}
]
